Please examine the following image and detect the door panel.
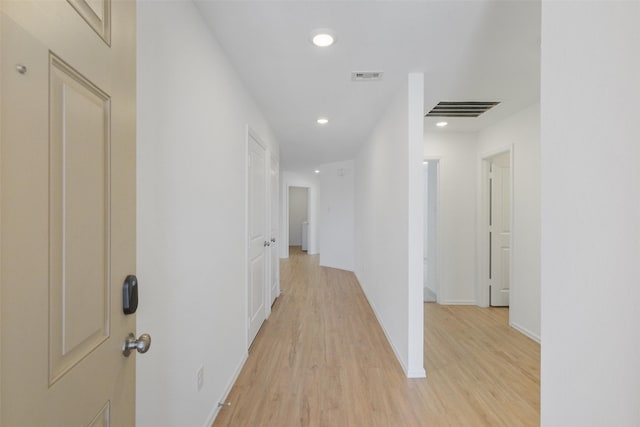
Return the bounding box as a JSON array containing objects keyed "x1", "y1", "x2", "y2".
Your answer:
[
  {"x1": 67, "y1": 0, "x2": 111, "y2": 44},
  {"x1": 88, "y1": 402, "x2": 111, "y2": 427},
  {"x1": 248, "y1": 134, "x2": 267, "y2": 345},
  {"x1": 1, "y1": 1, "x2": 136, "y2": 425},
  {"x1": 490, "y1": 158, "x2": 511, "y2": 307},
  {"x1": 49, "y1": 53, "x2": 111, "y2": 384}
]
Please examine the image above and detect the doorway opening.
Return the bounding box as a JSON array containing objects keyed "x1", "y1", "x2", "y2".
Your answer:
[
  {"x1": 423, "y1": 159, "x2": 439, "y2": 303},
  {"x1": 288, "y1": 186, "x2": 309, "y2": 252}
]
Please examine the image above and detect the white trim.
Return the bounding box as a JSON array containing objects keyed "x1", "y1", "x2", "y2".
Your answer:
[
  {"x1": 422, "y1": 157, "x2": 441, "y2": 304},
  {"x1": 356, "y1": 272, "x2": 408, "y2": 376},
  {"x1": 476, "y1": 145, "x2": 514, "y2": 309},
  {"x1": 204, "y1": 351, "x2": 249, "y2": 427},
  {"x1": 507, "y1": 148, "x2": 516, "y2": 325},
  {"x1": 244, "y1": 125, "x2": 250, "y2": 349},
  {"x1": 510, "y1": 321, "x2": 541, "y2": 343},
  {"x1": 423, "y1": 286, "x2": 437, "y2": 302},
  {"x1": 280, "y1": 172, "x2": 319, "y2": 256},
  {"x1": 264, "y1": 152, "x2": 273, "y2": 320},
  {"x1": 407, "y1": 367, "x2": 426, "y2": 378},
  {"x1": 479, "y1": 144, "x2": 514, "y2": 161},
  {"x1": 438, "y1": 299, "x2": 477, "y2": 305},
  {"x1": 269, "y1": 155, "x2": 281, "y2": 302},
  {"x1": 284, "y1": 183, "x2": 313, "y2": 254},
  {"x1": 476, "y1": 159, "x2": 491, "y2": 308},
  {"x1": 281, "y1": 178, "x2": 289, "y2": 259}
]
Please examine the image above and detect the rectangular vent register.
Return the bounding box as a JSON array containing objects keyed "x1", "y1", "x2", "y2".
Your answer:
[{"x1": 426, "y1": 101, "x2": 500, "y2": 117}]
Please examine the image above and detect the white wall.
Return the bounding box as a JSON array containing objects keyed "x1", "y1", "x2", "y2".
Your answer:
[
  {"x1": 137, "y1": 2, "x2": 279, "y2": 427},
  {"x1": 288, "y1": 187, "x2": 308, "y2": 246},
  {"x1": 318, "y1": 160, "x2": 355, "y2": 271},
  {"x1": 281, "y1": 170, "x2": 318, "y2": 256},
  {"x1": 478, "y1": 104, "x2": 540, "y2": 340},
  {"x1": 423, "y1": 132, "x2": 477, "y2": 304},
  {"x1": 541, "y1": 2, "x2": 640, "y2": 425},
  {"x1": 423, "y1": 103, "x2": 540, "y2": 341},
  {"x1": 354, "y1": 73, "x2": 424, "y2": 378}
]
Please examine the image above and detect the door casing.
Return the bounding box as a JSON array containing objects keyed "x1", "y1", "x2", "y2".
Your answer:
[
  {"x1": 423, "y1": 158, "x2": 441, "y2": 303},
  {"x1": 477, "y1": 146, "x2": 514, "y2": 309},
  {"x1": 269, "y1": 156, "x2": 280, "y2": 305}
]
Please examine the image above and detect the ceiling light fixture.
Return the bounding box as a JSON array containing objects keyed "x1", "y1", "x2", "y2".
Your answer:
[
  {"x1": 311, "y1": 30, "x2": 335, "y2": 47},
  {"x1": 317, "y1": 117, "x2": 329, "y2": 125},
  {"x1": 436, "y1": 121, "x2": 448, "y2": 127},
  {"x1": 314, "y1": 170, "x2": 320, "y2": 174}
]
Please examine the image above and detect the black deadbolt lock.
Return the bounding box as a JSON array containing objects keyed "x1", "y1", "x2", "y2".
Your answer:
[{"x1": 123, "y1": 275, "x2": 139, "y2": 315}]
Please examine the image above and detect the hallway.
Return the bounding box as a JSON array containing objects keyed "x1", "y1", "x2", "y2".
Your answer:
[{"x1": 213, "y1": 247, "x2": 539, "y2": 426}]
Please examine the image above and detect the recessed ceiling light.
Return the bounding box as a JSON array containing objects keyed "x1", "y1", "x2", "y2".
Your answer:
[
  {"x1": 317, "y1": 117, "x2": 329, "y2": 125},
  {"x1": 436, "y1": 121, "x2": 448, "y2": 127},
  {"x1": 311, "y1": 30, "x2": 335, "y2": 47},
  {"x1": 423, "y1": 161, "x2": 429, "y2": 165},
  {"x1": 314, "y1": 170, "x2": 320, "y2": 174}
]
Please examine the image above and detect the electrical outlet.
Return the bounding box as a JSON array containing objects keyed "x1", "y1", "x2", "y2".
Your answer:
[{"x1": 197, "y1": 365, "x2": 204, "y2": 391}]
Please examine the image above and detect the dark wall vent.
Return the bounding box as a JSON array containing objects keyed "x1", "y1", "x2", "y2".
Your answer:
[
  {"x1": 351, "y1": 71, "x2": 384, "y2": 81},
  {"x1": 425, "y1": 101, "x2": 500, "y2": 118}
]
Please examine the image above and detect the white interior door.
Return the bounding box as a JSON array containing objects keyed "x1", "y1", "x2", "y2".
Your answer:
[
  {"x1": 270, "y1": 158, "x2": 280, "y2": 305},
  {"x1": 1, "y1": 1, "x2": 137, "y2": 425},
  {"x1": 248, "y1": 133, "x2": 267, "y2": 345},
  {"x1": 490, "y1": 154, "x2": 511, "y2": 307}
]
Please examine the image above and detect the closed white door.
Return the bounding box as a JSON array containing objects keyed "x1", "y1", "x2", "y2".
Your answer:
[
  {"x1": 1, "y1": 1, "x2": 138, "y2": 425},
  {"x1": 270, "y1": 159, "x2": 280, "y2": 305},
  {"x1": 248, "y1": 133, "x2": 267, "y2": 345},
  {"x1": 490, "y1": 156, "x2": 511, "y2": 307}
]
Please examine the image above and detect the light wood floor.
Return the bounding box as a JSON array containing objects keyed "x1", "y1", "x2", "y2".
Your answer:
[{"x1": 213, "y1": 247, "x2": 539, "y2": 426}]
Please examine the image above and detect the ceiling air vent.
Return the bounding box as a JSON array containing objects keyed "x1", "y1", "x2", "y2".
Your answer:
[
  {"x1": 351, "y1": 71, "x2": 384, "y2": 81},
  {"x1": 425, "y1": 101, "x2": 500, "y2": 118}
]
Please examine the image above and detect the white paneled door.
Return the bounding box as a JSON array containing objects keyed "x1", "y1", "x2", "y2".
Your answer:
[
  {"x1": 490, "y1": 156, "x2": 511, "y2": 307},
  {"x1": 270, "y1": 158, "x2": 280, "y2": 306},
  {"x1": 247, "y1": 132, "x2": 267, "y2": 346},
  {"x1": 1, "y1": 1, "x2": 137, "y2": 425}
]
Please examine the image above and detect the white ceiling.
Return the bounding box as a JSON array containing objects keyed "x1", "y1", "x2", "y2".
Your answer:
[{"x1": 194, "y1": 0, "x2": 540, "y2": 170}]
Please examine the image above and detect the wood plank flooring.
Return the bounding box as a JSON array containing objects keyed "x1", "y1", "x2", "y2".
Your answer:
[{"x1": 212, "y1": 247, "x2": 539, "y2": 426}]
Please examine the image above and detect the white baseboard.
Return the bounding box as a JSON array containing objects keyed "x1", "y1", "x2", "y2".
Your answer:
[
  {"x1": 510, "y1": 321, "x2": 541, "y2": 343},
  {"x1": 407, "y1": 367, "x2": 427, "y2": 378},
  {"x1": 438, "y1": 299, "x2": 476, "y2": 305},
  {"x1": 203, "y1": 350, "x2": 249, "y2": 427},
  {"x1": 354, "y1": 272, "x2": 408, "y2": 376},
  {"x1": 423, "y1": 286, "x2": 437, "y2": 302},
  {"x1": 368, "y1": 298, "x2": 408, "y2": 375},
  {"x1": 319, "y1": 261, "x2": 354, "y2": 272}
]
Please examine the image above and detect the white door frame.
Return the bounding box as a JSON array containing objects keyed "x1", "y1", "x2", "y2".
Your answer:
[
  {"x1": 423, "y1": 157, "x2": 441, "y2": 303},
  {"x1": 283, "y1": 184, "x2": 311, "y2": 256},
  {"x1": 269, "y1": 155, "x2": 280, "y2": 304},
  {"x1": 245, "y1": 125, "x2": 270, "y2": 347},
  {"x1": 477, "y1": 145, "x2": 514, "y2": 308}
]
